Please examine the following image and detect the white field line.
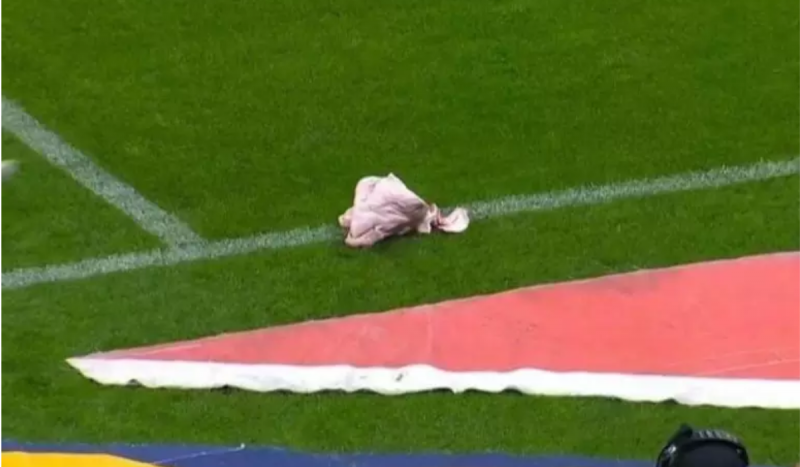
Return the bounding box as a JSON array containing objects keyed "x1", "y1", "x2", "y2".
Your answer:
[
  {"x1": 2, "y1": 157, "x2": 797, "y2": 291},
  {"x1": 2, "y1": 96, "x2": 204, "y2": 246}
]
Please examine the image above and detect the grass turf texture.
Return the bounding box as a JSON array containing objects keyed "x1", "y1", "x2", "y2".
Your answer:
[
  {"x1": 3, "y1": 177, "x2": 800, "y2": 464},
  {"x1": 1, "y1": 132, "x2": 159, "y2": 269},
  {"x1": 2, "y1": 0, "x2": 799, "y2": 464},
  {"x1": 3, "y1": 0, "x2": 798, "y2": 238}
]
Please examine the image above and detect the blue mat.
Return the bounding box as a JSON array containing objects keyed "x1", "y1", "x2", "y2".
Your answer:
[
  {"x1": 2, "y1": 441, "x2": 651, "y2": 467},
  {"x1": 2, "y1": 441, "x2": 772, "y2": 467}
]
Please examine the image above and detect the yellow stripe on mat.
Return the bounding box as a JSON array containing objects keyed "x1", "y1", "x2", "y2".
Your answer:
[{"x1": 2, "y1": 452, "x2": 155, "y2": 467}]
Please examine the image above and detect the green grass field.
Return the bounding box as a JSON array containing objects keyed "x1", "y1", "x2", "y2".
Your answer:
[{"x1": 2, "y1": 0, "x2": 799, "y2": 464}]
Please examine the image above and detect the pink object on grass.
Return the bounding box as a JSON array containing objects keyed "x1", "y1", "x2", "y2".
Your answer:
[{"x1": 338, "y1": 174, "x2": 469, "y2": 247}]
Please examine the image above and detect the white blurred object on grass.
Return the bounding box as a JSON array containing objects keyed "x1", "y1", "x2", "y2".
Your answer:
[{"x1": 2, "y1": 160, "x2": 19, "y2": 181}]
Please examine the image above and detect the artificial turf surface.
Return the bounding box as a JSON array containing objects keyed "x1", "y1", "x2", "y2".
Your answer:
[{"x1": 2, "y1": 0, "x2": 799, "y2": 464}]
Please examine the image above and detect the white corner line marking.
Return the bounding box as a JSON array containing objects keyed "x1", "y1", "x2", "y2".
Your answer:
[
  {"x1": 2, "y1": 157, "x2": 798, "y2": 290},
  {"x1": 2, "y1": 96, "x2": 204, "y2": 247}
]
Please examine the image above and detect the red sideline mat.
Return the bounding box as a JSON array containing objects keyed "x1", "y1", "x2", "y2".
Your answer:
[{"x1": 68, "y1": 252, "x2": 800, "y2": 408}]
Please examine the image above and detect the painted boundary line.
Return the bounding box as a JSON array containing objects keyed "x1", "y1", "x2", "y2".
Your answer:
[
  {"x1": 2, "y1": 96, "x2": 204, "y2": 246},
  {"x1": 2, "y1": 157, "x2": 797, "y2": 290}
]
